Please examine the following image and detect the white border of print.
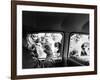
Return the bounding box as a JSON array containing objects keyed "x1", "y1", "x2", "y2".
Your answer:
[{"x1": 17, "y1": 5, "x2": 94, "y2": 75}]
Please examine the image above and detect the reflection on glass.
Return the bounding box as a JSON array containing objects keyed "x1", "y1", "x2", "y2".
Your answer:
[{"x1": 24, "y1": 33, "x2": 63, "y2": 60}]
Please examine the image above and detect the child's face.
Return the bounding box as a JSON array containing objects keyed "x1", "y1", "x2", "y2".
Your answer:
[{"x1": 83, "y1": 43, "x2": 90, "y2": 55}]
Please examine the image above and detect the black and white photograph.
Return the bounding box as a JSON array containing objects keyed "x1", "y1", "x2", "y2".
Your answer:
[
  {"x1": 22, "y1": 10, "x2": 90, "y2": 69},
  {"x1": 11, "y1": 1, "x2": 97, "y2": 79}
]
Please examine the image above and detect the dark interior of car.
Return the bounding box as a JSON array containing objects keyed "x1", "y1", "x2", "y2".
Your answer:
[{"x1": 22, "y1": 11, "x2": 89, "y2": 68}]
